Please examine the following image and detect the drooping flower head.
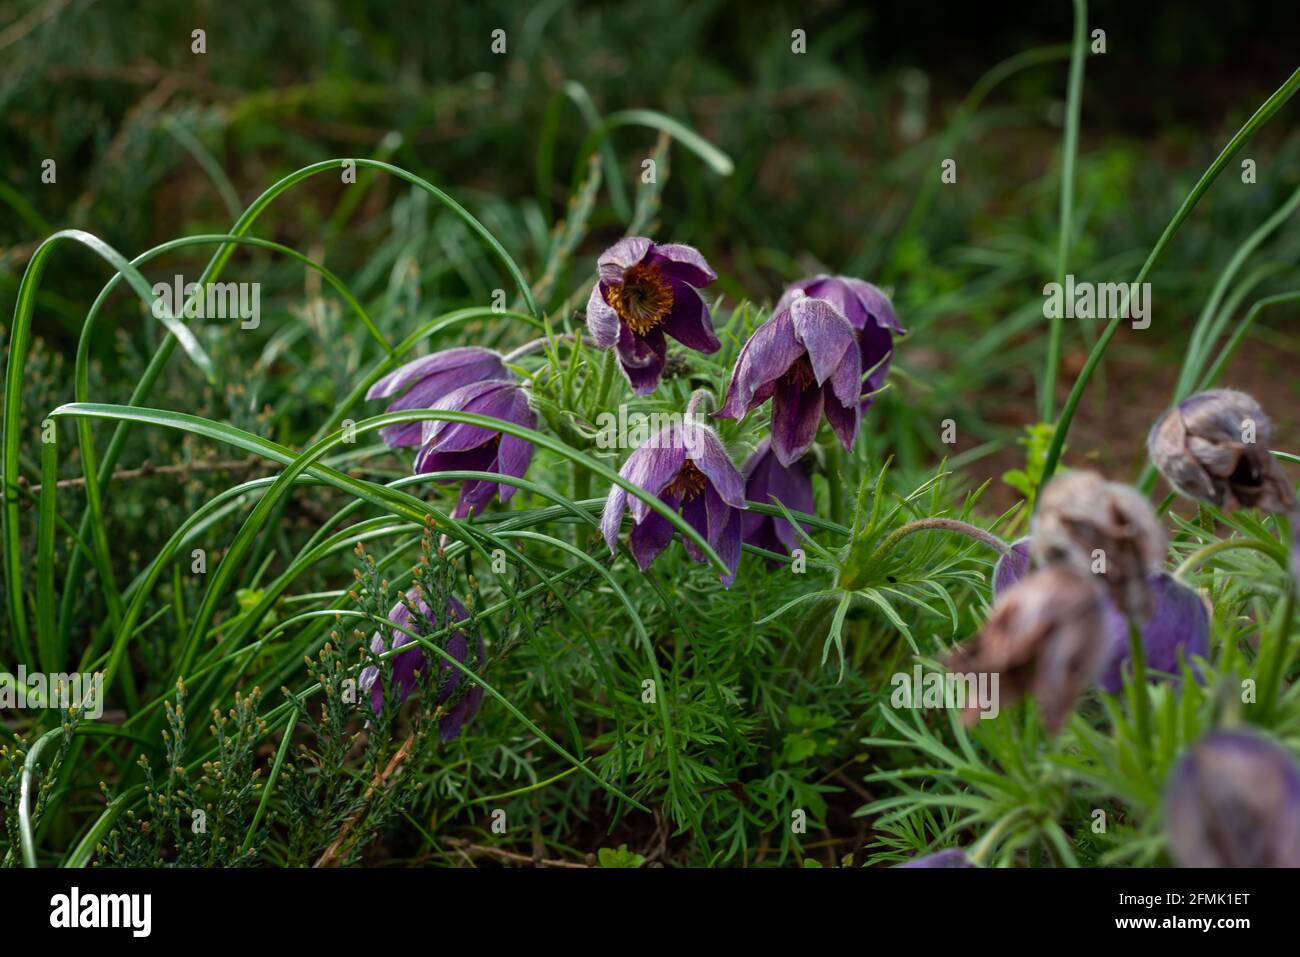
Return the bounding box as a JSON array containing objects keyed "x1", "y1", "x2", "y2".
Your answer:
[
  {"x1": 585, "y1": 238, "x2": 719, "y2": 395},
  {"x1": 359, "y1": 590, "x2": 486, "y2": 742},
  {"x1": 947, "y1": 565, "x2": 1108, "y2": 734},
  {"x1": 741, "y1": 439, "x2": 814, "y2": 555},
  {"x1": 367, "y1": 347, "x2": 509, "y2": 448},
  {"x1": 716, "y1": 293, "x2": 862, "y2": 467},
  {"x1": 1032, "y1": 471, "x2": 1165, "y2": 620},
  {"x1": 1166, "y1": 730, "x2": 1300, "y2": 868},
  {"x1": 995, "y1": 537, "x2": 1210, "y2": 694},
  {"x1": 775, "y1": 275, "x2": 904, "y2": 412},
  {"x1": 414, "y1": 380, "x2": 536, "y2": 519},
  {"x1": 1148, "y1": 389, "x2": 1295, "y2": 513},
  {"x1": 601, "y1": 418, "x2": 746, "y2": 585}
]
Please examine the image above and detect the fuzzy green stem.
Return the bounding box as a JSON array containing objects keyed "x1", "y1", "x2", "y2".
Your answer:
[{"x1": 875, "y1": 517, "x2": 1010, "y2": 558}]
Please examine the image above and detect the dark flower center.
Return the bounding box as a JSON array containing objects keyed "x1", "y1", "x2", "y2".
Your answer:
[
  {"x1": 783, "y1": 354, "x2": 816, "y2": 389},
  {"x1": 664, "y1": 459, "x2": 707, "y2": 502},
  {"x1": 608, "y1": 263, "x2": 674, "y2": 336}
]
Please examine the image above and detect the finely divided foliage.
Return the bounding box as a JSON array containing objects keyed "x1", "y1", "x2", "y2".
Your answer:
[{"x1": 2, "y1": 5, "x2": 1300, "y2": 871}]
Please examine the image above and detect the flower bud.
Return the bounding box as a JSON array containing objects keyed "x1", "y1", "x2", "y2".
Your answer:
[
  {"x1": 1032, "y1": 471, "x2": 1165, "y2": 620},
  {"x1": 1148, "y1": 389, "x2": 1295, "y2": 513},
  {"x1": 1166, "y1": 730, "x2": 1300, "y2": 868},
  {"x1": 946, "y1": 566, "x2": 1108, "y2": 734}
]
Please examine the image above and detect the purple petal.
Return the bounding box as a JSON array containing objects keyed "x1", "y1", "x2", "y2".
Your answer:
[
  {"x1": 993, "y1": 537, "x2": 1032, "y2": 596},
  {"x1": 367, "y1": 347, "x2": 506, "y2": 401},
  {"x1": 648, "y1": 242, "x2": 716, "y2": 287},
  {"x1": 716, "y1": 310, "x2": 802, "y2": 419},
  {"x1": 628, "y1": 504, "x2": 678, "y2": 571},
  {"x1": 742, "y1": 439, "x2": 814, "y2": 552},
  {"x1": 586, "y1": 282, "x2": 621, "y2": 349},
  {"x1": 822, "y1": 387, "x2": 860, "y2": 452},
  {"x1": 680, "y1": 492, "x2": 709, "y2": 563},
  {"x1": 897, "y1": 849, "x2": 973, "y2": 869},
  {"x1": 715, "y1": 502, "x2": 742, "y2": 586},
  {"x1": 601, "y1": 485, "x2": 629, "y2": 554},
  {"x1": 789, "y1": 296, "x2": 856, "y2": 389},
  {"x1": 1099, "y1": 572, "x2": 1210, "y2": 693},
  {"x1": 616, "y1": 324, "x2": 668, "y2": 396},
  {"x1": 661, "y1": 280, "x2": 719, "y2": 353},
  {"x1": 622, "y1": 431, "x2": 687, "y2": 524},
  {"x1": 597, "y1": 237, "x2": 653, "y2": 285},
  {"x1": 843, "y1": 277, "x2": 905, "y2": 333},
  {"x1": 683, "y1": 424, "x2": 746, "y2": 508},
  {"x1": 770, "y1": 376, "x2": 825, "y2": 467},
  {"x1": 423, "y1": 381, "x2": 529, "y2": 451}
]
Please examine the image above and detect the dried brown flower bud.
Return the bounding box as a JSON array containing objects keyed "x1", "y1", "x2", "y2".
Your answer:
[
  {"x1": 1032, "y1": 471, "x2": 1165, "y2": 619},
  {"x1": 944, "y1": 566, "x2": 1108, "y2": 734},
  {"x1": 1148, "y1": 389, "x2": 1295, "y2": 513}
]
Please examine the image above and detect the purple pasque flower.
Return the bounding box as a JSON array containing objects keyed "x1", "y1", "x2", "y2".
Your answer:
[
  {"x1": 359, "y1": 590, "x2": 487, "y2": 742},
  {"x1": 775, "y1": 275, "x2": 904, "y2": 412},
  {"x1": 414, "y1": 379, "x2": 536, "y2": 519},
  {"x1": 994, "y1": 537, "x2": 1210, "y2": 694},
  {"x1": 741, "y1": 438, "x2": 814, "y2": 555},
  {"x1": 1166, "y1": 730, "x2": 1300, "y2": 868},
  {"x1": 367, "y1": 347, "x2": 508, "y2": 448},
  {"x1": 585, "y1": 238, "x2": 719, "y2": 395},
  {"x1": 716, "y1": 293, "x2": 862, "y2": 467},
  {"x1": 600, "y1": 418, "x2": 746, "y2": 585}
]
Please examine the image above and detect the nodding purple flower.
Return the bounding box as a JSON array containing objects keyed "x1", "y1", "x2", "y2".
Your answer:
[
  {"x1": 775, "y1": 275, "x2": 904, "y2": 413},
  {"x1": 741, "y1": 439, "x2": 814, "y2": 555},
  {"x1": 413, "y1": 380, "x2": 536, "y2": 519},
  {"x1": 367, "y1": 347, "x2": 509, "y2": 448},
  {"x1": 896, "y1": 849, "x2": 974, "y2": 869},
  {"x1": 359, "y1": 591, "x2": 486, "y2": 742},
  {"x1": 1166, "y1": 730, "x2": 1300, "y2": 868},
  {"x1": 716, "y1": 293, "x2": 862, "y2": 467},
  {"x1": 995, "y1": 537, "x2": 1210, "y2": 694},
  {"x1": 585, "y1": 238, "x2": 719, "y2": 395},
  {"x1": 601, "y1": 419, "x2": 746, "y2": 585},
  {"x1": 1148, "y1": 389, "x2": 1296, "y2": 514}
]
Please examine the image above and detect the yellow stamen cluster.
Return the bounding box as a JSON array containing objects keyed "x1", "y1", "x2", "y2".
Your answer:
[{"x1": 607, "y1": 263, "x2": 674, "y2": 336}]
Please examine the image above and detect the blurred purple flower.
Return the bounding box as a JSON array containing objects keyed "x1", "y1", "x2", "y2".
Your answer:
[
  {"x1": 716, "y1": 293, "x2": 862, "y2": 467},
  {"x1": 1166, "y1": 730, "x2": 1300, "y2": 867},
  {"x1": 896, "y1": 849, "x2": 974, "y2": 869},
  {"x1": 414, "y1": 380, "x2": 536, "y2": 519},
  {"x1": 741, "y1": 439, "x2": 814, "y2": 555},
  {"x1": 775, "y1": 275, "x2": 904, "y2": 413},
  {"x1": 601, "y1": 419, "x2": 746, "y2": 585},
  {"x1": 585, "y1": 238, "x2": 719, "y2": 395},
  {"x1": 359, "y1": 590, "x2": 486, "y2": 742},
  {"x1": 367, "y1": 347, "x2": 509, "y2": 448},
  {"x1": 994, "y1": 537, "x2": 1210, "y2": 693}
]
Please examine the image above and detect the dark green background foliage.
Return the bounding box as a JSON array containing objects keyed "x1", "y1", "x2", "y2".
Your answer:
[{"x1": 1, "y1": 0, "x2": 1298, "y2": 867}]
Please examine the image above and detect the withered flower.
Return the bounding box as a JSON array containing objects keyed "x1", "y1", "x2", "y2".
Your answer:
[
  {"x1": 945, "y1": 566, "x2": 1108, "y2": 734},
  {"x1": 1148, "y1": 389, "x2": 1295, "y2": 513},
  {"x1": 1032, "y1": 471, "x2": 1165, "y2": 620}
]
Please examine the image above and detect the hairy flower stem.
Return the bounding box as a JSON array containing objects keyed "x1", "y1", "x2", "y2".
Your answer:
[
  {"x1": 685, "y1": 388, "x2": 714, "y2": 417},
  {"x1": 874, "y1": 518, "x2": 1009, "y2": 558},
  {"x1": 1127, "y1": 617, "x2": 1151, "y2": 759},
  {"x1": 502, "y1": 333, "x2": 596, "y2": 363}
]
